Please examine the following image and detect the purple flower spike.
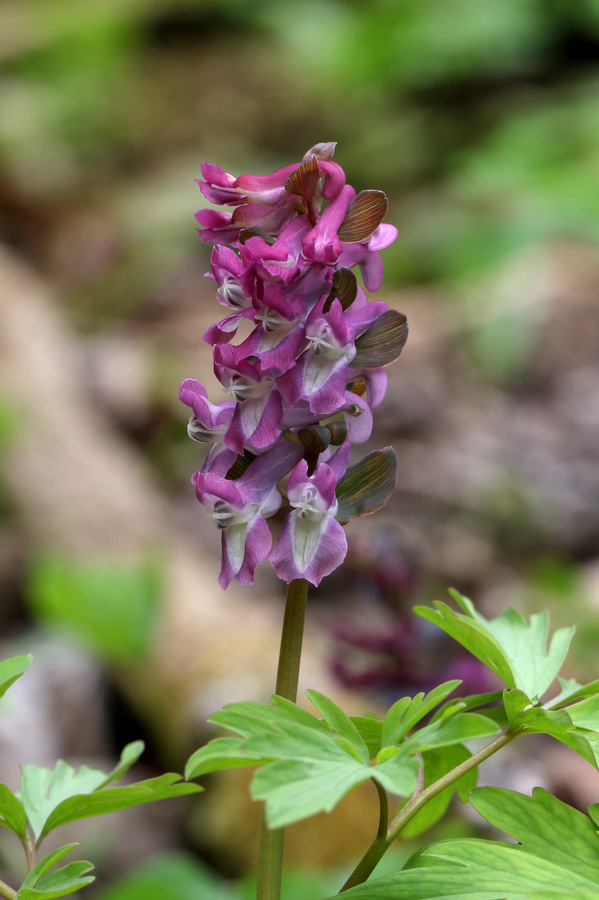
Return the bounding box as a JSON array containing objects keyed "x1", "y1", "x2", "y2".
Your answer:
[
  {"x1": 182, "y1": 144, "x2": 404, "y2": 588},
  {"x1": 269, "y1": 459, "x2": 348, "y2": 586}
]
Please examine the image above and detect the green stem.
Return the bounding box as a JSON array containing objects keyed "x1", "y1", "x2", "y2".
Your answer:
[
  {"x1": 0, "y1": 879, "x2": 16, "y2": 900},
  {"x1": 256, "y1": 578, "x2": 309, "y2": 900},
  {"x1": 339, "y1": 730, "x2": 516, "y2": 892}
]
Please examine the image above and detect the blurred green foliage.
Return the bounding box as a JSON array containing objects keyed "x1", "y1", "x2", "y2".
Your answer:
[
  {"x1": 2, "y1": 0, "x2": 599, "y2": 292},
  {"x1": 25, "y1": 555, "x2": 163, "y2": 664}
]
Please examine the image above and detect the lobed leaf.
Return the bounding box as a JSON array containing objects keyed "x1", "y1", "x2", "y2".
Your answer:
[
  {"x1": 504, "y1": 688, "x2": 599, "y2": 767},
  {"x1": 251, "y1": 758, "x2": 371, "y2": 828},
  {"x1": 416, "y1": 590, "x2": 574, "y2": 701},
  {"x1": 471, "y1": 786, "x2": 599, "y2": 884},
  {"x1": 17, "y1": 844, "x2": 94, "y2": 900},
  {"x1": 381, "y1": 681, "x2": 461, "y2": 747},
  {"x1": 40, "y1": 776, "x2": 201, "y2": 839},
  {"x1": 306, "y1": 690, "x2": 370, "y2": 764},
  {"x1": 332, "y1": 840, "x2": 599, "y2": 898},
  {"x1": 185, "y1": 738, "x2": 264, "y2": 780}
]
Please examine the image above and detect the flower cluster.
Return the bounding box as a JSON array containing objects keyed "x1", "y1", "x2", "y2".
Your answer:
[{"x1": 181, "y1": 143, "x2": 406, "y2": 589}]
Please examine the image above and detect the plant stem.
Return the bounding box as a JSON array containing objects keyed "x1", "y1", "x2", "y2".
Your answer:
[
  {"x1": 0, "y1": 879, "x2": 16, "y2": 900},
  {"x1": 256, "y1": 578, "x2": 309, "y2": 900},
  {"x1": 339, "y1": 730, "x2": 516, "y2": 892}
]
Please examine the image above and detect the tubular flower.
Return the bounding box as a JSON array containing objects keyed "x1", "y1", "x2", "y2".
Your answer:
[{"x1": 181, "y1": 144, "x2": 406, "y2": 588}]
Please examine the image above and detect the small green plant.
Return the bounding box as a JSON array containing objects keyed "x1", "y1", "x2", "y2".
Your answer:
[{"x1": 0, "y1": 656, "x2": 200, "y2": 900}]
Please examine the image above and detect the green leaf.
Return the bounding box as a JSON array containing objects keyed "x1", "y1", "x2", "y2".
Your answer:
[
  {"x1": 0, "y1": 783, "x2": 28, "y2": 838},
  {"x1": 251, "y1": 758, "x2": 372, "y2": 828},
  {"x1": 21, "y1": 761, "x2": 109, "y2": 841},
  {"x1": 335, "y1": 448, "x2": 397, "y2": 524},
  {"x1": 349, "y1": 715, "x2": 384, "y2": 757},
  {"x1": 20, "y1": 844, "x2": 80, "y2": 885},
  {"x1": 471, "y1": 786, "x2": 599, "y2": 884},
  {"x1": 209, "y1": 697, "x2": 332, "y2": 739},
  {"x1": 20, "y1": 745, "x2": 200, "y2": 842},
  {"x1": 406, "y1": 712, "x2": 499, "y2": 753},
  {"x1": 416, "y1": 590, "x2": 573, "y2": 701},
  {"x1": 17, "y1": 844, "x2": 94, "y2": 899},
  {"x1": 96, "y1": 741, "x2": 144, "y2": 789},
  {"x1": 306, "y1": 690, "x2": 370, "y2": 764},
  {"x1": 549, "y1": 677, "x2": 599, "y2": 709},
  {"x1": 503, "y1": 689, "x2": 599, "y2": 766},
  {"x1": 332, "y1": 840, "x2": 599, "y2": 898},
  {"x1": 349, "y1": 311, "x2": 408, "y2": 369},
  {"x1": 370, "y1": 751, "x2": 421, "y2": 797},
  {"x1": 185, "y1": 737, "x2": 265, "y2": 780},
  {"x1": 337, "y1": 190, "x2": 388, "y2": 243},
  {"x1": 0, "y1": 654, "x2": 32, "y2": 699},
  {"x1": 430, "y1": 690, "x2": 504, "y2": 723},
  {"x1": 40, "y1": 775, "x2": 201, "y2": 839},
  {"x1": 382, "y1": 681, "x2": 461, "y2": 747},
  {"x1": 400, "y1": 744, "x2": 476, "y2": 839}
]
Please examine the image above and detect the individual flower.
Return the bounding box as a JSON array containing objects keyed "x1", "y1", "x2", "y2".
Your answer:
[
  {"x1": 277, "y1": 299, "x2": 357, "y2": 415},
  {"x1": 213, "y1": 345, "x2": 284, "y2": 453},
  {"x1": 269, "y1": 456, "x2": 348, "y2": 586},
  {"x1": 179, "y1": 379, "x2": 235, "y2": 442}
]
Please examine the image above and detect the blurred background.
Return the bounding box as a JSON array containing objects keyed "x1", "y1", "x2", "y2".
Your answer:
[{"x1": 1, "y1": 0, "x2": 599, "y2": 896}]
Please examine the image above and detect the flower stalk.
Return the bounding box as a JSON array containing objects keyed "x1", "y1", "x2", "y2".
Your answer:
[{"x1": 257, "y1": 578, "x2": 309, "y2": 900}]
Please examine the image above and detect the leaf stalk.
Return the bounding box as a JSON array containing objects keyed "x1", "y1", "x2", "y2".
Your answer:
[{"x1": 339, "y1": 729, "x2": 516, "y2": 892}]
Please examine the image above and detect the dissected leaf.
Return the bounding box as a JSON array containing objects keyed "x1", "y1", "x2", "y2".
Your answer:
[
  {"x1": 306, "y1": 690, "x2": 370, "y2": 764},
  {"x1": 0, "y1": 654, "x2": 32, "y2": 700},
  {"x1": 209, "y1": 697, "x2": 332, "y2": 739},
  {"x1": 18, "y1": 844, "x2": 94, "y2": 900},
  {"x1": 40, "y1": 775, "x2": 201, "y2": 839},
  {"x1": 370, "y1": 751, "x2": 421, "y2": 797},
  {"x1": 548, "y1": 677, "x2": 599, "y2": 709},
  {"x1": 503, "y1": 689, "x2": 599, "y2": 766},
  {"x1": 382, "y1": 681, "x2": 461, "y2": 747},
  {"x1": 185, "y1": 738, "x2": 264, "y2": 780},
  {"x1": 349, "y1": 715, "x2": 384, "y2": 757},
  {"x1": 96, "y1": 741, "x2": 144, "y2": 789},
  {"x1": 251, "y1": 758, "x2": 372, "y2": 828},
  {"x1": 333, "y1": 840, "x2": 599, "y2": 899},
  {"x1": 471, "y1": 786, "x2": 599, "y2": 884},
  {"x1": 403, "y1": 712, "x2": 499, "y2": 754},
  {"x1": 416, "y1": 590, "x2": 574, "y2": 701},
  {"x1": 20, "y1": 744, "x2": 199, "y2": 842},
  {"x1": 21, "y1": 761, "x2": 109, "y2": 841},
  {"x1": 335, "y1": 448, "x2": 397, "y2": 523}
]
